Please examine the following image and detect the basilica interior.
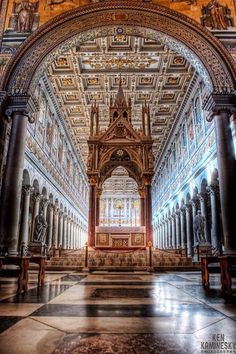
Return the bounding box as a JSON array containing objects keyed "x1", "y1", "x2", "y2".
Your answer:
[{"x1": 0, "y1": 0, "x2": 236, "y2": 353}]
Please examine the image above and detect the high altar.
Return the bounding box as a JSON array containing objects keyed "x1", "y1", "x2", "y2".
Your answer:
[{"x1": 87, "y1": 78, "x2": 154, "y2": 248}]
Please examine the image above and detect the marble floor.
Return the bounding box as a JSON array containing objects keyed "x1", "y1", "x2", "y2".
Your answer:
[{"x1": 0, "y1": 270, "x2": 236, "y2": 354}]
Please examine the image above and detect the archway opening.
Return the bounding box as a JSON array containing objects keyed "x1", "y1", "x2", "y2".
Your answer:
[{"x1": 100, "y1": 166, "x2": 140, "y2": 227}]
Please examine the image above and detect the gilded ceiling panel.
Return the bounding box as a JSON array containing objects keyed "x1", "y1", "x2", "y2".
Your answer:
[{"x1": 44, "y1": 35, "x2": 196, "y2": 163}]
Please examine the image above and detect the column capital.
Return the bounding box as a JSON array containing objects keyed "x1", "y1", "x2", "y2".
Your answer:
[
  {"x1": 32, "y1": 192, "x2": 42, "y2": 203},
  {"x1": 185, "y1": 203, "x2": 192, "y2": 213},
  {"x1": 58, "y1": 210, "x2": 64, "y2": 217},
  {"x1": 207, "y1": 184, "x2": 219, "y2": 196},
  {"x1": 48, "y1": 203, "x2": 54, "y2": 212},
  {"x1": 4, "y1": 94, "x2": 35, "y2": 123},
  {"x1": 198, "y1": 192, "x2": 207, "y2": 202},
  {"x1": 203, "y1": 93, "x2": 236, "y2": 121},
  {"x1": 138, "y1": 189, "x2": 146, "y2": 198},
  {"x1": 41, "y1": 198, "x2": 49, "y2": 208},
  {"x1": 88, "y1": 175, "x2": 98, "y2": 186},
  {"x1": 53, "y1": 205, "x2": 60, "y2": 214},
  {"x1": 22, "y1": 185, "x2": 33, "y2": 196}
]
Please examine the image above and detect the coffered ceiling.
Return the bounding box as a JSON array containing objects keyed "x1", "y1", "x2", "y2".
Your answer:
[{"x1": 45, "y1": 34, "x2": 197, "y2": 165}]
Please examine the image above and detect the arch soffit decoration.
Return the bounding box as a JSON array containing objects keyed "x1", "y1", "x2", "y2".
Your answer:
[
  {"x1": 98, "y1": 146, "x2": 142, "y2": 172},
  {"x1": 1, "y1": 1, "x2": 236, "y2": 95},
  {"x1": 99, "y1": 162, "x2": 142, "y2": 188}
]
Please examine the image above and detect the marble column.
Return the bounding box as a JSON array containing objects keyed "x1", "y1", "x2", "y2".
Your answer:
[
  {"x1": 73, "y1": 222, "x2": 76, "y2": 249},
  {"x1": 78, "y1": 225, "x2": 81, "y2": 248},
  {"x1": 88, "y1": 183, "x2": 96, "y2": 246},
  {"x1": 145, "y1": 184, "x2": 153, "y2": 244},
  {"x1": 168, "y1": 217, "x2": 172, "y2": 248},
  {"x1": 52, "y1": 206, "x2": 59, "y2": 247},
  {"x1": 209, "y1": 185, "x2": 220, "y2": 248},
  {"x1": 214, "y1": 109, "x2": 236, "y2": 253},
  {"x1": 164, "y1": 219, "x2": 168, "y2": 248},
  {"x1": 199, "y1": 193, "x2": 210, "y2": 243},
  {"x1": 20, "y1": 185, "x2": 32, "y2": 245},
  {"x1": 42, "y1": 199, "x2": 49, "y2": 219},
  {"x1": 71, "y1": 221, "x2": 74, "y2": 249},
  {"x1": 58, "y1": 211, "x2": 63, "y2": 247},
  {"x1": 171, "y1": 215, "x2": 176, "y2": 248},
  {"x1": 0, "y1": 110, "x2": 9, "y2": 187},
  {"x1": 31, "y1": 193, "x2": 41, "y2": 241},
  {"x1": 67, "y1": 218, "x2": 71, "y2": 248},
  {"x1": 175, "y1": 211, "x2": 181, "y2": 248},
  {"x1": 0, "y1": 107, "x2": 29, "y2": 254},
  {"x1": 75, "y1": 224, "x2": 79, "y2": 248},
  {"x1": 47, "y1": 204, "x2": 54, "y2": 248},
  {"x1": 231, "y1": 113, "x2": 236, "y2": 138},
  {"x1": 96, "y1": 189, "x2": 101, "y2": 227},
  {"x1": 158, "y1": 225, "x2": 161, "y2": 248},
  {"x1": 191, "y1": 198, "x2": 198, "y2": 244},
  {"x1": 76, "y1": 223, "x2": 78, "y2": 248},
  {"x1": 160, "y1": 224, "x2": 163, "y2": 248},
  {"x1": 186, "y1": 204, "x2": 193, "y2": 257},
  {"x1": 162, "y1": 222, "x2": 165, "y2": 248},
  {"x1": 162, "y1": 221, "x2": 165, "y2": 248},
  {"x1": 140, "y1": 190, "x2": 145, "y2": 226},
  {"x1": 62, "y1": 214, "x2": 67, "y2": 249},
  {"x1": 180, "y1": 208, "x2": 186, "y2": 249}
]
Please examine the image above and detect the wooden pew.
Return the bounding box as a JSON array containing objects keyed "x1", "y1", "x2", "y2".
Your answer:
[
  {"x1": 219, "y1": 256, "x2": 236, "y2": 293},
  {"x1": 0, "y1": 255, "x2": 46, "y2": 293},
  {"x1": 30, "y1": 255, "x2": 46, "y2": 287},
  {"x1": 0, "y1": 256, "x2": 30, "y2": 293},
  {"x1": 201, "y1": 255, "x2": 220, "y2": 287}
]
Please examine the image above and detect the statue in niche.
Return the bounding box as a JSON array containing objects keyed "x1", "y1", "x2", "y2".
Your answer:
[
  {"x1": 33, "y1": 211, "x2": 47, "y2": 244},
  {"x1": 58, "y1": 143, "x2": 63, "y2": 163},
  {"x1": 66, "y1": 158, "x2": 71, "y2": 176},
  {"x1": 46, "y1": 122, "x2": 53, "y2": 147},
  {"x1": 201, "y1": 0, "x2": 234, "y2": 30},
  {"x1": 193, "y1": 210, "x2": 206, "y2": 243},
  {"x1": 10, "y1": 0, "x2": 39, "y2": 33}
]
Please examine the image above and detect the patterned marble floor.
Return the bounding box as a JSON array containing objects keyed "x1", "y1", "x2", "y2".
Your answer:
[{"x1": 0, "y1": 270, "x2": 235, "y2": 354}]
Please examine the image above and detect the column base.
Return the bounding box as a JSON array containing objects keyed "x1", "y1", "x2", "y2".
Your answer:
[
  {"x1": 223, "y1": 250, "x2": 236, "y2": 256},
  {"x1": 82, "y1": 267, "x2": 90, "y2": 273},
  {"x1": 7, "y1": 250, "x2": 19, "y2": 256},
  {"x1": 146, "y1": 266, "x2": 154, "y2": 272}
]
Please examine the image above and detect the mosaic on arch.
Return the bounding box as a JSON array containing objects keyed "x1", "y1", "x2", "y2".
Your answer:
[{"x1": 3, "y1": 0, "x2": 236, "y2": 35}]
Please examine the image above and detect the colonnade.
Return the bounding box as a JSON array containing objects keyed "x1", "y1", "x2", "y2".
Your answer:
[
  {"x1": 19, "y1": 185, "x2": 87, "y2": 251},
  {"x1": 153, "y1": 183, "x2": 221, "y2": 256}
]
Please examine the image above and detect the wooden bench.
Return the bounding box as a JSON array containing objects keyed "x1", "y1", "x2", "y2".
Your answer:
[
  {"x1": 0, "y1": 255, "x2": 46, "y2": 293},
  {"x1": 0, "y1": 256, "x2": 30, "y2": 293},
  {"x1": 30, "y1": 255, "x2": 46, "y2": 287},
  {"x1": 219, "y1": 256, "x2": 236, "y2": 293},
  {"x1": 201, "y1": 255, "x2": 220, "y2": 287}
]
